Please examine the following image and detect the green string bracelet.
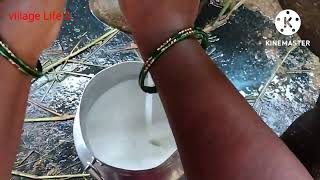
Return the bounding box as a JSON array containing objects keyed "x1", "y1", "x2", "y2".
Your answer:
[
  {"x1": 0, "y1": 40, "x2": 43, "y2": 78},
  {"x1": 139, "y1": 27, "x2": 209, "y2": 94}
]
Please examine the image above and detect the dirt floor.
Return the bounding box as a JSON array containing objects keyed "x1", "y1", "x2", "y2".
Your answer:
[{"x1": 245, "y1": 0, "x2": 282, "y2": 19}]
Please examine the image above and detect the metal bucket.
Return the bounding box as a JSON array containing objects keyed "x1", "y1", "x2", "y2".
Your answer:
[{"x1": 73, "y1": 61, "x2": 184, "y2": 180}]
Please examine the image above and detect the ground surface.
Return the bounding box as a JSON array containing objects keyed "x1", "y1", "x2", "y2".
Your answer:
[{"x1": 11, "y1": 1, "x2": 320, "y2": 179}]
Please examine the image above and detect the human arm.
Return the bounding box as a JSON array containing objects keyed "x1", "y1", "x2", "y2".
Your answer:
[
  {"x1": 119, "y1": 0, "x2": 313, "y2": 179},
  {"x1": 0, "y1": 1, "x2": 65, "y2": 179}
]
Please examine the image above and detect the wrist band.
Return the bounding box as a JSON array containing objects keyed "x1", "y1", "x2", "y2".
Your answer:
[
  {"x1": 0, "y1": 40, "x2": 43, "y2": 78},
  {"x1": 139, "y1": 27, "x2": 209, "y2": 94}
]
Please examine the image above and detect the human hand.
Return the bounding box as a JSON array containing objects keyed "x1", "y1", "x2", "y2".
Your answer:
[
  {"x1": 119, "y1": 0, "x2": 200, "y2": 57},
  {"x1": 0, "y1": 0, "x2": 66, "y2": 66}
]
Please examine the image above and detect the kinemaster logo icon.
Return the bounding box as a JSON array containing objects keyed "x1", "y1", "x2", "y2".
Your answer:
[
  {"x1": 275, "y1": 9, "x2": 301, "y2": 36},
  {"x1": 265, "y1": 9, "x2": 310, "y2": 48}
]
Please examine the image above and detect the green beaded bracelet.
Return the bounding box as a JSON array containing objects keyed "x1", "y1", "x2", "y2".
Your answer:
[
  {"x1": 139, "y1": 27, "x2": 209, "y2": 94},
  {"x1": 0, "y1": 40, "x2": 43, "y2": 78}
]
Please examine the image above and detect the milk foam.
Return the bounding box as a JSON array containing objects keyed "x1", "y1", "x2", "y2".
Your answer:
[{"x1": 85, "y1": 80, "x2": 177, "y2": 170}]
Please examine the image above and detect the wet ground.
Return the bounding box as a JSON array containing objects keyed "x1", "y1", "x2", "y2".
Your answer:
[{"x1": 12, "y1": 0, "x2": 320, "y2": 179}]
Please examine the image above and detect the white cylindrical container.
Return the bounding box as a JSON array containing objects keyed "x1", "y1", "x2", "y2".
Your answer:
[{"x1": 73, "y1": 62, "x2": 184, "y2": 180}]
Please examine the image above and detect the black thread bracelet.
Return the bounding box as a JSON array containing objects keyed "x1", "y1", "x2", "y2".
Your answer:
[
  {"x1": 139, "y1": 27, "x2": 209, "y2": 94},
  {"x1": 0, "y1": 40, "x2": 43, "y2": 78}
]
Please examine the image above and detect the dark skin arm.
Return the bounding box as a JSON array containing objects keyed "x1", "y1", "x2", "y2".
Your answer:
[
  {"x1": 0, "y1": 57, "x2": 33, "y2": 179},
  {"x1": 0, "y1": 1, "x2": 65, "y2": 179},
  {"x1": 0, "y1": 0, "x2": 313, "y2": 179},
  {"x1": 119, "y1": 0, "x2": 312, "y2": 179},
  {"x1": 143, "y1": 39, "x2": 311, "y2": 180}
]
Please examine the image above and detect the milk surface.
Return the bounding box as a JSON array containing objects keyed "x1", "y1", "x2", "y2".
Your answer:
[{"x1": 85, "y1": 80, "x2": 177, "y2": 170}]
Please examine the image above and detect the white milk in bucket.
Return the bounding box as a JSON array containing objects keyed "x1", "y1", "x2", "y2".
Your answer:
[{"x1": 85, "y1": 79, "x2": 177, "y2": 171}]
